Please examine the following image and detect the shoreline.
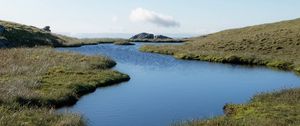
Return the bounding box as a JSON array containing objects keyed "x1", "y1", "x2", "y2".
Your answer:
[{"x1": 140, "y1": 46, "x2": 300, "y2": 74}]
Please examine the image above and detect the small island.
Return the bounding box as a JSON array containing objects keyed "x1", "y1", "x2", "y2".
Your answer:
[{"x1": 129, "y1": 32, "x2": 185, "y2": 43}]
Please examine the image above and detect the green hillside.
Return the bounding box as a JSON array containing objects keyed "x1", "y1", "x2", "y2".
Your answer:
[
  {"x1": 141, "y1": 18, "x2": 300, "y2": 73},
  {"x1": 0, "y1": 20, "x2": 124, "y2": 47},
  {"x1": 0, "y1": 20, "x2": 72, "y2": 47}
]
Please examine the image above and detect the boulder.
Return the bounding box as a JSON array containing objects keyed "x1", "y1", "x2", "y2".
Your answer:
[
  {"x1": 130, "y1": 33, "x2": 154, "y2": 39},
  {"x1": 43, "y1": 26, "x2": 51, "y2": 32},
  {"x1": 154, "y1": 35, "x2": 172, "y2": 39}
]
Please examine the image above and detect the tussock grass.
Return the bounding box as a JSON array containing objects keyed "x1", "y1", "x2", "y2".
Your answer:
[
  {"x1": 0, "y1": 105, "x2": 84, "y2": 126},
  {"x1": 0, "y1": 48, "x2": 129, "y2": 126}
]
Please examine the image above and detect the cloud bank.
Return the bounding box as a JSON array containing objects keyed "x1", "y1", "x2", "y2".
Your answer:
[{"x1": 130, "y1": 8, "x2": 180, "y2": 27}]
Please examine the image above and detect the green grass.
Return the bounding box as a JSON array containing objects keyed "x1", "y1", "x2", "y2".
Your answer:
[
  {"x1": 140, "y1": 18, "x2": 300, "y2": 73},
  {"x1": 176, "y1": 88, "x2": 300, "y2": 126},
  {"x1": 0, "y1": 48, "x2": 129, "y2": 126}
]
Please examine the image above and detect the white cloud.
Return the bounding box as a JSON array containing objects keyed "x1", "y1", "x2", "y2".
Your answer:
[{"x1": 129, "y1": 8, "x2": 180, "y2": 27}]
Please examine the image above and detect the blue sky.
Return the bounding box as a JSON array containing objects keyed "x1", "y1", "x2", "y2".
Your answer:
[{"x1": 1, "y1": 0, "x2": 300, "y2": 36}]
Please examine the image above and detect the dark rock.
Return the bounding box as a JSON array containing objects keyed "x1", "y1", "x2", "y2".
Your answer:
[
  {"x1": 0, "y1": 25, "x2": 5, "y2": 34},
  {"x1": 0, "y1": 37, "x2": 9, "y2": 48},
  {"x1": 154, "y1": 35, "x2": 172, "y2": 39},
  {"x1": 276, "y1": 47, "x2": 283, "y2": 50},
  {"x1": 43, "y1": 26, "x2": 51, "y2": 32},
  {"x1": 130, "y1": 33, "x2": 154, "y2": 39}
]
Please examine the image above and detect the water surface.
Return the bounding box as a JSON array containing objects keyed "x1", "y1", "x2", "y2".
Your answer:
[{"x1": 58, "y1": 43, "x2": 300, "y2": 126}]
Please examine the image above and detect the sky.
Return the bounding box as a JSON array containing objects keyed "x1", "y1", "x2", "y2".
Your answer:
[{"x1": 1, "y1": 0, "x2": 300, "y2": 37}]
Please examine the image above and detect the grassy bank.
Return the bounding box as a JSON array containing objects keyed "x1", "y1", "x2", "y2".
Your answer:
[
  {"x1": 140, "y1": 18, "x2": 300, "y2": 73},
  {"x1": 140, "y1": 18, "x2": 300, "y2": 125},
  {"x1": 0, "y1": 48, "x2": 130, "y2": 125},
  {"x1": 62, "y1": 38, "x2": 128, "y2": 47},
  {"x1": 114, "y1": 40, "x2": 135, "y2": 45},
  {"x1": 176, "y1": 88, "x2": 300, "y2": 126}
]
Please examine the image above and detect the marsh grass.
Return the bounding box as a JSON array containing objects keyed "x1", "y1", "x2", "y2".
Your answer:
[{"x1": 0, "y1": 48, "x2": 129, "y2": 126}]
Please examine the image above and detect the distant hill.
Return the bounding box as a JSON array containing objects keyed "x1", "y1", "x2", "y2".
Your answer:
[{"x1": 141, "y1": 18, "x2": 300, "y2": 72}]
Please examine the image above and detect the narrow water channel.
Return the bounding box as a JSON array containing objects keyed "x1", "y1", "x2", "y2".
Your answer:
[{"x1": 57, "y1": 43, "x2": 300, "y2": 126}]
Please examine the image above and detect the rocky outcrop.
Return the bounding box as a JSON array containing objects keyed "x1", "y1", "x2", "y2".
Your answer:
[
  {"x1": 43, "y1": 26, "x2": 51, "y2": 32},
  {"x1": 130, "y1": 32, "x2": 184, "y2": 43},
  {"x1": 130, "y1": 33, "x2": 173, "y2": 40},
  {"x1": 130, "y1": 33, "x2": 154, "y2": 39}
]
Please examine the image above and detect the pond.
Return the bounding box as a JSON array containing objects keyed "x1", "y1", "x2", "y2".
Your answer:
[{"x1": 57, "y1": 43, "x2": 300, "y2": 126}]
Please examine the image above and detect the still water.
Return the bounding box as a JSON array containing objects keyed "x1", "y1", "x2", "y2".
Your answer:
[{"x1": 58, "y1": 43, "x2": 300, "y2": 126}]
